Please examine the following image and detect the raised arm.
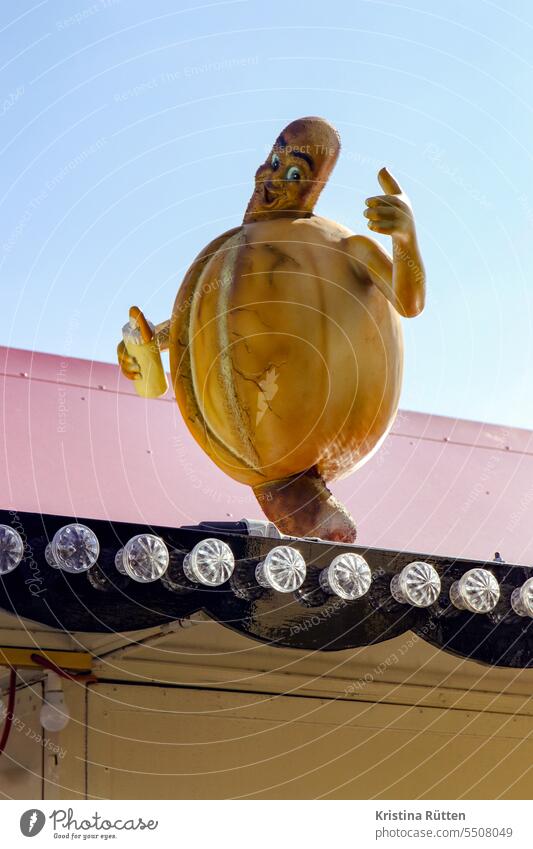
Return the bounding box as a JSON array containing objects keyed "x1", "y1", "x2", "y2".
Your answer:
[
  {"x1": 343, "y1": 167, "x2": 426, "y2": 318},
  {"x1": 153, "y1": 319, "x2": 170, "y2": 351}
]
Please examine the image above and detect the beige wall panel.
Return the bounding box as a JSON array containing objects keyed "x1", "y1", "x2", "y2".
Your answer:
[
  {"x1": 91, "y1": 622, "x2": 533, "y2": 715},
  {"x1": 85, "y1": 684, "x2": 533, "y2": 800},
  {"x1": 0, "y1": 684, "x2": 43, "y2": 799}
]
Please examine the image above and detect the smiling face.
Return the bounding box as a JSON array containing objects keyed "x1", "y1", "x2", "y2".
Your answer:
[{"x1": 244, "y1": 117, "x2": 341, "y2": 223}]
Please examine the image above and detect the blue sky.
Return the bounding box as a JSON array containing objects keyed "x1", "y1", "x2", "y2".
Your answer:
[{"x1": 1, "y1": 0, "x2": 532, "y2": 428}]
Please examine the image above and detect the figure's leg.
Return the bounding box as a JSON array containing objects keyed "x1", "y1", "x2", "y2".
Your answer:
[{"x1": 253, "y1": 468, "x2": 357, "y2": 543}]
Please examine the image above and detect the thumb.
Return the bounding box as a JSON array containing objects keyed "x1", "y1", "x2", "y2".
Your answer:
[
  {"x1": 378, "y1": 167, "x2": 402, "y2": 195},
  {"x1": 129, "y1": 305, "x2": 153, "y2": 343}
]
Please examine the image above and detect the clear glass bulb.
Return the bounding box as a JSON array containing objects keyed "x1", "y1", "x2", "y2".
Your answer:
[
  {"x1": 122, "y1": 534, "x2": 169, "y2": 583},
  {"x1": 40, "y1": 672, "x2": 70, "y2": 732},
  {"x1": 51, "y1": 524, "x2": 99, "y2": 573},
  {"x1": 319, "y1": 552, "x2": 371, "y2": 600},
  {"x1": 255, "y1": 546, "x2": 306, "y2": 592},
  {"x1": 390, "y1": 561, "x2": 441, "y2": 607},
  {"x1": 183, "y1": 538, "x2": 235, "y2": 586},
  {"x1": 0, "y1": 525, "x2": 24, "y2": 576},
  {"x1": 511, "y1": 577, "x2": 533, "y2": 618},
  {"x1": 114, "y1": 548, "x2": 127, "y2": 575},
  {"x1": 450, "y1": 568, "x2": 500, "y2": 613}
]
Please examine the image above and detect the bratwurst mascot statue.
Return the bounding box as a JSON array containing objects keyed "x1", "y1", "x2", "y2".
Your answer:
[{"x1": 117, "y1": 117, "x2": 426, "y2": 542}]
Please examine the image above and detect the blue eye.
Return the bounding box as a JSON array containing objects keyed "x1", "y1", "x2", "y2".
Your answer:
[
  {"x1": 271, "y1": 153, "x2": 280, "y2": 171},
  {"x1": 285, "y1": 166, "x2": 301, "y2": 181}
]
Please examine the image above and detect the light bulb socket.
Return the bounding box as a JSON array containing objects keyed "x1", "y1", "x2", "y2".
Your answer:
[
  {"x1": 87, "y1": 559, "x2": 129, "y2": 592},
  {"x1": 228, "y1": 560, "x2": 263, "y2": 600},
  {"x1": 161, "y1": 550, "x2": 193, "y2": 594},
  {"x1": 44, "y1": 671, "x2": 62, "y2": 694}
]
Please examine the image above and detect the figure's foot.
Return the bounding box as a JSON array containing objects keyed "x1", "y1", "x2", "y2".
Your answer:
[{"x1": 253, "y1": 468, "x2": 357, "y2": 543}]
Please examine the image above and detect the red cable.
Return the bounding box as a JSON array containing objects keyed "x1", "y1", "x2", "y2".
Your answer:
[{"x1": 0, "y1": 668, "x2": 17, "y2": 758}]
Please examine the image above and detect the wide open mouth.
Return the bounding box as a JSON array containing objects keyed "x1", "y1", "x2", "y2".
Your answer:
[{"x1": 263, "y1": 183, "x2": 284, "y2": 205}]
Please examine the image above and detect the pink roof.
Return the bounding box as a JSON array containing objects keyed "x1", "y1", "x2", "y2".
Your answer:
[{"x1": 2, "y1": 345, "x2": 533, "y2": 565}]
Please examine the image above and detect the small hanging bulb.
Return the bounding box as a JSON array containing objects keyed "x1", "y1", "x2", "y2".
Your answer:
[
  {"x1": 450, "y1": 568, "x2": 500, "y2": 613},
  {"x1": 0, "y1": 525, "x2": 24, "y2": 576},
  {"x1": 39, "y1": 672, "x2": 70, "y2": 732},
  {"x1": 255, "y1": 546, "x2": 306, "y2": 593}
]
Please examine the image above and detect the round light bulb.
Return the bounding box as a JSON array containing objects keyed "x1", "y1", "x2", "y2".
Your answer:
[
  {"x1": 255, "y1": 546, "x2": 306, "y2": 593},
  {"x1": 122, "y1": 534, "x2": 169, "y2": 583},
  {"x1": 183, "y1": 538, "x2": 235, "y2": 586},
  {"x1": 40, "y1": 673, "x2": 70, "y2": 732},
  {"x1": 0, "y1": 525, "x2": 24, "y2": 576},
  {"x1": 319, "y1": 552, "x2": 371, "y2": 600},
  {"x1": 511, "y1": 577, "x2": 533, "y2": 618},
  {"x1": 51, "y1": 524, "x2": 99, "y2": 573},
  {"x1": 114, "y1": 548, "x2": 127, "y2": 575},
  {"x1": 450, "y1": 568, "x2": 500, "y2": 613},
  {"x1": 390, "y1": 561, "x2": 441, "y2": 607}
]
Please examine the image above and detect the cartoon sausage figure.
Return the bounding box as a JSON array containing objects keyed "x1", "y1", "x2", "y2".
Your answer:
[{"x1": 118, "y1": 117, "x2": 426, "y2": 542}]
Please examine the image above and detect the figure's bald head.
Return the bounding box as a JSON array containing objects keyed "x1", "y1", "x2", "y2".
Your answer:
[{"x1": 245, "y1": 116, "x2": 340, "y2": 222}]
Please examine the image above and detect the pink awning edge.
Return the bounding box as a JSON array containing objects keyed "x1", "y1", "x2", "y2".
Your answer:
[{"x1": 2, "y1": 345, "x2": 533, "y2": 565}]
